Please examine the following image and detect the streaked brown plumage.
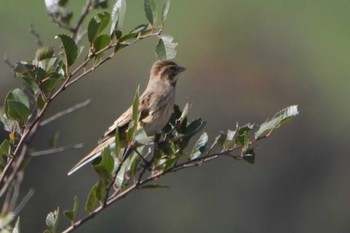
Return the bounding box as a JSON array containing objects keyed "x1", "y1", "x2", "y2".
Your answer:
[{"x1": 68, "y1": 60, "x2": 185, "y2": 175}]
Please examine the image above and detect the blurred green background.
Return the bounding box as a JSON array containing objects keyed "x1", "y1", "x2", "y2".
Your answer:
[{"x1": 1, "y1": 0, "x2": 350, "y2": 232}]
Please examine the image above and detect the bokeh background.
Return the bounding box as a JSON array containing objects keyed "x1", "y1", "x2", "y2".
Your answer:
[{"x1": 1, "y1": 1, "x2": 350, "y2": 232}]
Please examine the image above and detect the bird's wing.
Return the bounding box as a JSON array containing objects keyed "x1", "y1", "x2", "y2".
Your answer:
[
  {"x1": 67, "y1": 91, "x2": 153, "y2": 176},
  {"x1": 99, "y1": 90, "x2": 153, "y2": 142}
]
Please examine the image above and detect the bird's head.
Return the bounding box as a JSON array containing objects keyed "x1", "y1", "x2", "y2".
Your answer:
[{"x1": 150, "y1": 60, "x2": 186, "y2": 87}]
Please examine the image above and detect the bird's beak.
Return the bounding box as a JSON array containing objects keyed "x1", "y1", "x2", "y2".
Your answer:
[{"x1": 177, "y1": 66, "x2": 186, "y2": 73}]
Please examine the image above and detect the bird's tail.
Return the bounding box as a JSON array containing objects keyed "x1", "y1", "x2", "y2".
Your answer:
[{"x1": 67, "y1": 137, "x2": 115, "y2": 176}]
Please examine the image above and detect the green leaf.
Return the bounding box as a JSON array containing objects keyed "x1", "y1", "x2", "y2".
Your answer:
[
  {"x1": 161, "y1": 0, "x2": 171, "y2": 22},
  {"x1": 141, "y1": 184, "x2": 170, "y2": 189},
  {"x1": 85, "y1": 184, "x2": 98, "y2": 212},
  {"x1": 93, "y1": 34, "x2": 111, "y2": 52},
  {"x1": 110, "y1": 0, "x2": 127, "y2": 35},
  {"x1": 174, "y1": 118, "x2": 206, "y2": 151},
  {"x1": 115, "y1": 161, "x2": 127, "y2": 189},
  {"x1": 180, "y1": 103, "x2": 189, "y2": 120},
  {"x1": 127, "y1": 87, "x2": 140, "y2": 141},
  {"x1": 5, "y1": 89, "x2": 30, "y2": 123},
  {"x1": 144, "y1": 0, "x2": 157, "y2": 25},
  {"x1": 63, "y1": 196, "x2": 79, "y2": 223},
  {"x1": 88, "y1": 12, "x2": 110, "y2": 43},
  {"x1": 119, "y1": 32, "x2": 138, "y2": 42},
  {"x1": 190, "y1": 132, "x2": 208, "y2": 160},
  {"x1": 92, "y1": 147, "x2": 114, "y2": 181},
  {"x1": 0, "y1": 113, "x2": 19, "y2": 133},
  {"x1": 8, "y1": 89, "x2": 29, "y2": 108},
  {"x1": 163, "y1": 155, "x2": 177, "y2": 170},
  {"x1": 236, "y1": 124, "x2": 254, "y2": 152},
  {"x1": 208, "y1": 131, "x2": 227, "y2": 152},
  {"x1": 35, "y1": 46, "x2": 55, "y2": 61},
  {"x1": 0, "y1": 140, "x2": 12, "y2": 157},
  {"x1": 36, "y1": 94, "x2": 45, "y2": 110},
  {"x1": 164, "y1": 104, "x2": 181, "y2": 132},
  {"x1": 130, "y1": 24, "x2": 152, "y2": 35},
  {"x1": 255, "y1": 105, "x2": 299, "y2": 140},
  {"x1": 45, "y1": 208, "x2": 59, "y2": 233},
  {"x1": 41, "y1": 76, "x2": 59, "y2": 97},
  {"x1": 55, "y1": 34, "x2": 78, "y2": 67},
  {"x1": 159, "y1": 142, "x2": 174, "y2": 155},
  {"x1": 156, "y1": 35, "x2": 177, "y2": 60},
  {"x1": 132, "y1": 87, "x2": 140, "y2": 123},
  {"x1": 184, "y1": 118, "x2": 206, "y2": 137},
  {"x1": 5, "y1": 100, "x2": 30, "y2": 123},
  {"x1": 92, "y1": 0, "x2": 108, "y2": 9},
  {"x1": 224, "y1": 125, "x2": 239, "y2": 149},
  {"x1": 127, "y1": 153, "x2": 140, "y2": 175},
  {"x1": 95, "y1": 180, "x2": 105, "y2": 201},
  {"x1": 126, "y1": 120, "x2": 136, "y2": 142}
]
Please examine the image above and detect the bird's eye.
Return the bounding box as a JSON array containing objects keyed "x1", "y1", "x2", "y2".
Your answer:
[{"x1": 168, "y1": 66, "x2": 178, "y2": 74}]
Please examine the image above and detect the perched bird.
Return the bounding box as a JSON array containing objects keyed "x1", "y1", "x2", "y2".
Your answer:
[{"x1": 68, "y1": 60, "x2": 185, "y2": 175}]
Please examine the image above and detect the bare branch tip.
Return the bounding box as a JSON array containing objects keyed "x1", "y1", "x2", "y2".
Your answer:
[
  {"x1": 4, "y1": 53, "x2": 15, "y2": 69},
  {"x1": 29, "y1": 23, "x2": 44, "y2": 47}
]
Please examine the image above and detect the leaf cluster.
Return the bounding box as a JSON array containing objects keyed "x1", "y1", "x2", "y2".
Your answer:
[
  {"x1": 1, "y1": 0, "x2": 179, "y2": 232},
  {"x1": 59, "y1": 93, "x2": 298, "y2": 230},
  {"x1": 0, "y1": 0, "x2": 177, "y2": 174}
]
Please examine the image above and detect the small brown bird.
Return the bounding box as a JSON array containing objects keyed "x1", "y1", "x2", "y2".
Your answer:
[{"x1": 68, "y1": 60, "x2": 185, "y2": 175}]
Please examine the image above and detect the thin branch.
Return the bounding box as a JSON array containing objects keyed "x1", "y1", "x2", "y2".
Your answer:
[
  {"x1": 62, "y1": 184, "x2": 137, "y2": 233},
  {"x1": 61, "y1": 149, "x2": 240, "y2": 233},
  {"x1": 29, "y1": 24, "x2": 43, "y2": 47},
  {"x1": 0, "y1": 14, "x2": 164, "y2": 218},
  {"x1": 65, "y1": 53, "x2": 114, "y2": 88},
  {"x1": 72, "y1": 0, "x2": 93, "y2": 39},
  {"x1": 30, "y1": 143, "x2": 84, "y2": 157},
  {"x1": 0, "y1": 145, "x2": 28, "y2": 197},
  {"x1": 9, "y1": 171, "x2": 23, "y2": 212},
  {"x1": 0, "y1": 111, "x2": 43, "y2": 187},
  {"x1": 1, "y1": 24, "x2": 162, "y2": 187},
  {"x1": 14, "y1": 189, "x2": 34, "y2": 215},
  {"x1": 4, "y1": 54, "x2": 15, "y2": 69},
  {"x1": 103, "y1": 144, "x2": 134, "y2": 206},
  {"x1": 40, "y1": 99, "x2": 91, "y2": 126},
  {"x1": 66, "y1": 30, "x2": 162, "y2": 89},
  {"x1": 52, "y1": 18, "x2": 75, "y2": 32}
]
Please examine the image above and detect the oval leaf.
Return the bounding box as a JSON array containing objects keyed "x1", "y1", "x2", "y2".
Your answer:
[
  {"x1": 255, "y1": 105, "x2": 299, "y2": 140},
  {"x1": 45, "y1": 208, "x2": 59, "y2": 232},
  {"x1": 0, "y1": 139, "x2": 11, "y2": 157},
  {"x1": 63, "y1": 196, "x2": 79, "y2": 222},
  {"x1": 85, "y1": 184, "x2": 98, "y2": 212},
  {"x1": 88, "y1": 12, "x2": 111, "y2": 43},
  {"x1": 110, "y1": 0, "x2": 127, "y2": 35},
  {"x1": 93, "y1": 34, "x2": 111, "y2": 52},
  {"x1": 92, "y1": 147, "x2": 114, "y2": 181},
  {"x1": 161, "y1": 0, "x2": 171, "y2": 22},
  {"x1": 156, "y1": 35, "x2": 177, "y2": 60},
  {"x1": 55, "y1": 34, "x2": 78, "y2": 67},
  {"x1": 35, "y1": 46, "x2": 55, "y2": 61},
  {"x1": 190, "y1": 132, "x2": 208, "y2": 160},
  {"x1": 5, "y1": 89, "x2": 30, "y2": 123},
  {"x1": 144, "y1": 0, "x2": 157, "y2": 25}
]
